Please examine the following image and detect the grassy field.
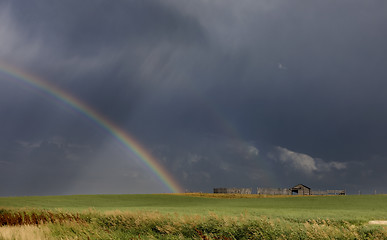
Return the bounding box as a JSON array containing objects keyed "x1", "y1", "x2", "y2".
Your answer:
[{"x1": 1, "y1": 194, "x2": 387, "y2": 239}]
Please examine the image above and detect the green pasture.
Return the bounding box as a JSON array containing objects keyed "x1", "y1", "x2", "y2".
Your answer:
[
  {"x1": 1, "y1": 194, "x2": 387, "y2": 239},
  {"x1": 1, "y1": 194, "x2": 386, "y2": 222}
]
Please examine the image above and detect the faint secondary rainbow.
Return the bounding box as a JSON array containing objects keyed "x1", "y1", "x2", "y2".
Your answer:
[{"x1": 0, "y1": 62, "x2": 183, "y2": 193}]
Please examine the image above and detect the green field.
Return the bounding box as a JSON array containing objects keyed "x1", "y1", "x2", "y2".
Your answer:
[
  {"x1": 1, "y1": 194, "x2": 387, "y2": 221},
  {"x1": 1, "y1": 194, "x2": 387, "y2": 239}
]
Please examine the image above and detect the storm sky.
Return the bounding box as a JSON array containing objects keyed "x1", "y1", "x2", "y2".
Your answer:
[{"x1": 0, "y1": 0, "x2": 386, "y2": 196}]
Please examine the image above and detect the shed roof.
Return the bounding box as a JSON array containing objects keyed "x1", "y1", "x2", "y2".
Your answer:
[{"x1": 291, "y1": 184, "x2": 310, "y2": 189}]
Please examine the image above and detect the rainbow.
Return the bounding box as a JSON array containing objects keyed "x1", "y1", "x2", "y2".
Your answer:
[{"x1": 0, "y1": 62, "x2": 184, "y2": 193}]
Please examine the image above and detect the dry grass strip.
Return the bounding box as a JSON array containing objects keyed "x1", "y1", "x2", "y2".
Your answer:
[
  {"x1": 369, "y1": 220, "x2": 387, "y2": 225},
  {"x1": 171, "y1": 193, "x2": 318, "y2": 199},
  {"x1": 0, "y1": 225, "x2": 49, "y2": 240}
]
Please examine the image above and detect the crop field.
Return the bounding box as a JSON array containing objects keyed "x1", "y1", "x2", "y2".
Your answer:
[{"x1": 1, "y1": 194, "x2": 387, "y2": 239}]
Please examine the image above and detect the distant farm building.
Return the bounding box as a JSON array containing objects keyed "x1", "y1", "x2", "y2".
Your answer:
[
  {"x1": 290, "y1": 184, "x2": 311, "y2": 195},
  {"x1": 214, "y1": 184, "x2": 345, "y2": 195}
]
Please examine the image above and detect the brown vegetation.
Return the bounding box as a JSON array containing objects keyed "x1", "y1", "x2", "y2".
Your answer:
[{"x1": 0, "y1": 209, "x2": 83, "y2": 226}]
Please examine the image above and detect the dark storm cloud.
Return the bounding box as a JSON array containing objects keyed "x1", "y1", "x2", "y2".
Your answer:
[
  {"x1": 0, "y1": 0, "x2": 387, "y2": 195},
  {"x1": 185, "y1": 0, "x2": 387, "y2": 161}
]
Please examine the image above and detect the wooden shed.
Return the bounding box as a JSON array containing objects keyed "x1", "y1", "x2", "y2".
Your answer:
[{"x1": 290, "y1": 184, "x2": 311, "y2": 195}]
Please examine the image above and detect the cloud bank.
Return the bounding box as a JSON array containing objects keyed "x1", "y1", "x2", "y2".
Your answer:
[{"x1": 0, "y1": 0, "x2": 386, "y2": 195}]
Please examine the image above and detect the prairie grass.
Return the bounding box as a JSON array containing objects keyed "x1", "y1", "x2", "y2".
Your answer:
[{"x1": 0, "y1": 208, "x2": 386, "y2": 239}]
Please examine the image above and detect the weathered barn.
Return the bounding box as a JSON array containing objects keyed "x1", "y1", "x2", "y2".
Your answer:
[
  {"x1": 290, "y1": 184, "x2": 311, "y2": 195},
  {"x1": 213, "y1": 188, "x2": 252, "y2": 194}
]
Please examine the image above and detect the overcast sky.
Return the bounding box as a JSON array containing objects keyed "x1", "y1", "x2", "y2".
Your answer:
[{"x1": 0, "y1": 0, "x2": 386, "y2": 196}]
